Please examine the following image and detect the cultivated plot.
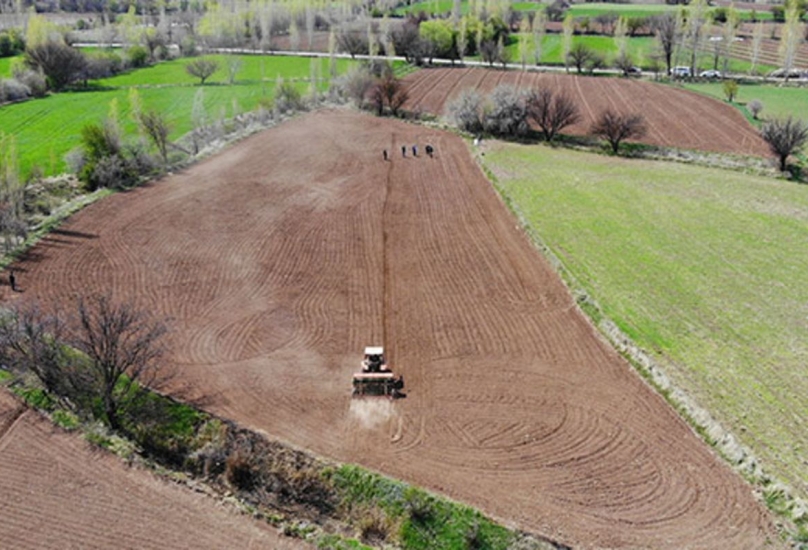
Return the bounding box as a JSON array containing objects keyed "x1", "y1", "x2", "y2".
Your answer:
[
  {"x1": 0, "y1": 391, "x2": 309, "y2": 550},
  {"x1": 403, "y1": 67, "x2": 769, "y2": 156},
  {"x1": 3, "y1": 111, "x2": 776, "y2": 549}
]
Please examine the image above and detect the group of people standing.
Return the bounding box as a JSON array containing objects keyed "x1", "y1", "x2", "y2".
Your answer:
[{"x1": 383, "y1": 144, "x2": 434, "y2": 161}]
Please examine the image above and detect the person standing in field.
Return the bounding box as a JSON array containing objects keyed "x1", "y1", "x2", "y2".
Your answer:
[
  {"x1": 9, "y1": 270, "x2": 16, "y2": 292},
  {"x1": 401, "y1": 145, "x2": 406, "y2": 157},
  {"x1": 412, "y1": 145, "x2": 417, "y2": 157},
  {"x1": 426, "y1": 145, "x2": 434, "y2": 157},
  {"x1": 383, "y1": 149, "x2": 388, "y2": 161}
]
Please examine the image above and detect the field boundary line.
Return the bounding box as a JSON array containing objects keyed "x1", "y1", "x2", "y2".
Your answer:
[
  {"x1": 0, "y1": 402, "x2": 27, "y2": 452},
  {"x1": 473, "y1": 141, "x2": 808, "y2": 539}
]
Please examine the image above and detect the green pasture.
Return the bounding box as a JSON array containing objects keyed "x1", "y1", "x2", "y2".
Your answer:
[
  {"x1": 683, "y1": 81, "x2": 808, "y2": 121},
  {"x1": 495, "y1": 34, "x2": 655, "y2": 66},
  {"x1": 395, "y1": 0, "x2": 773, "y2": 20},
  {"x1": 492, "y1": 33, "x2": 774, "y2": 74},
  {"x1": 485, "y1": 143, "x2": 808, "y2": 500},
  {"x1": 568, "y1": 2, "x2": 679, "y2": 19},
  {"x1": 0, "y1": 55, "x2": 19, "y2": 78},
  {"x1": 394, "y1": 0, "x2": 539, "y2": 16},
  {"x1": 479, "y1": 34, "x2": 773, "y2": 73},
  {"x1": 95, "y1": 54, "x2": 353, "y2": 88},
  {"x1": 0, "y1": 54, "x2": 356, "y2": 177}
]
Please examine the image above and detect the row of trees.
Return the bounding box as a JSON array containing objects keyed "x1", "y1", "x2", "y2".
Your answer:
[
  {"x1": 448, "y1": 85, "x2": 646, "y2": 154},
  {"x1": 448, "y1": 82, "x2": 808, "y2": 171}
]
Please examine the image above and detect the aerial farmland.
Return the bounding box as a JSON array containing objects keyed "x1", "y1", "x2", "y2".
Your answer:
[{"x1": 1, "y1": 0, "x2": 807, "y2": 548}]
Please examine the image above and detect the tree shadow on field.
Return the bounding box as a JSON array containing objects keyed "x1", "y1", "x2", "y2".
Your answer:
[{"x1": 50, "y1": 228, "x2": 97, "y2": 240}]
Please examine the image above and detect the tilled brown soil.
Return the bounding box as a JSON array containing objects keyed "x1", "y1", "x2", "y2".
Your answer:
[
  {"x1": 0, "y1": 391, "x2": 309, "y2": 550},
  {"x1": 403, "y1": 67, "x2": 770, "y2": 157},
  {"x1": 3, "y1": 111, "x2": 777, "y2": 549}
]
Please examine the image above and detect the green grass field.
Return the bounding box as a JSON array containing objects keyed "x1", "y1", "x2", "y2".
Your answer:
[
  {"x1": 94, "y1": 54, "x2": 352, "y2": 88},
  {"x1": 395, "y1": 0, "x2": 773, "y2": 20},
  {"x1": 0, "y1": 55, "x2": 19, "y2": 78},
  {"x1": 683, "y1": 81, "x2": 808, "y2": 121},
  {"x1": 480, "y1": 34, "x2": 774, "y2": 73},
  {"x1": 0, "y1": 54, "x2": 356, "y2": 177},
  {"x1": 485, "y1": 142, "x2": 808, "y2": 501}
]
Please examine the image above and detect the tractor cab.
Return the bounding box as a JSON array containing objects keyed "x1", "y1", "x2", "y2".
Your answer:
[{"x1": 352, "y1": 346, "x2": 404, "y2": 398}]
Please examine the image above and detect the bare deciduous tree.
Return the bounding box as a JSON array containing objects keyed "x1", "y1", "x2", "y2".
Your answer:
[
  {"x1": 525, "y1": 88, "x2": 581, "y2": 142},
  {"x1": 382, "y1": 74, "x2": 409, "y2": 117},
  {"x1": 137, "y1": 109, "x2": 171, "y2": 165},
  {"x1": 760, "y1": 116, "x2": 808, "y2": 172},
  {"x1": 0, "y1": 303, "x2": 71, "y2": 396},
  {"x1": 567, "y1": 42, "x2": 594, "y2": 74},
  {"x1": 480, "y1": 39, "x2": 499, "y2": 67},
  {"x1": 70, "y1": 295, "x2": 168, "y2": 432},
  {"x1": 614, "y1": 51, "x2": 636, "y2": 77},
  {"x1": 650, "y1": 13, "x2": 679, "y2": 75},
  {"x1": 226, "y1": 56, "x2": 243, "y2": 85},
  {"x1": 185, "y1": 58, "x2": 219, "y2": 85},
  {"x1": 591, "y1": 109, "x2": 647, "y2": 154},
  {"x1": 336, "y1": 30, "x2": 368, "y2": 59}
]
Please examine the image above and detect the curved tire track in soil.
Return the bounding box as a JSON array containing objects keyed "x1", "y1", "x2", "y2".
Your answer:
[
  {"x1": 3, "y1": 111, "x2": 776, "y2": 549},
  {"x1": 404, "y1": 67, "x2": 769, "y2": 157}
]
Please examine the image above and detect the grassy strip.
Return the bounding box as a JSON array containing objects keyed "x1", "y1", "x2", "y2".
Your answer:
[
  {"x1": 478, "y1": 140, "x2": 808, "y2": 543},
  {"x1": 682, "y1": 80, "x2": 808, "y2": 120},
  {"x1": 0, "y1": 55, "x2": 17, "y2": 77}
]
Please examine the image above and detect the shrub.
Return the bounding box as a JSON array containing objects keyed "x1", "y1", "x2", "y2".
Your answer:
[
  {"x1": 0, "y1": 29, "x2": 25, "y2": 57},
  {"x1": 0, "y1": 78, "x2": 31, "y2": 102},
  {"x1": 127, "y1": 45, "x2": 150, "y2": 69},
  {"x1": 84, "y1": 154, "x2": 140, "y2": 190},
  {"x1": 723, "y1": 79, "x2": 739, "y2": 102},
  {"x1": 748, "y1": 99, "x2": 763, "y2": 120},
  {"x1": 25, "y1": 40, "x2": 87, "y2": 90},
  {"x1": 14, "y1": 69, "x2": 47, "y2": 97},
  {"x1": 337, "y1": 66, "x2": 375, "y2": 108},
  {"x1": 180, "y1": 36, "x2": 198, "y2": 57},
  {"x1": 275, "y1": 80, "x2": 304, "y2": 112}
]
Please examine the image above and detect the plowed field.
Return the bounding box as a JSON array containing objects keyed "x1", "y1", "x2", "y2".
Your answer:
[
  {"x1": 0, "y1": 391, "x2": 308, "y2": 550},
  {"x1": 3, "y1": 111, "x2": 776, "y2": 548},
  {"x1": 403, "y1": 67, "x2": 769, "y2": 156}
]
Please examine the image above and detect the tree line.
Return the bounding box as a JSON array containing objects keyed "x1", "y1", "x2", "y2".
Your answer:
[{"x1": 448, "y1": 85, "x2": 647, "y2": 155}]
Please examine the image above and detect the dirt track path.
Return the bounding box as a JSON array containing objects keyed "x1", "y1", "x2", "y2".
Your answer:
[
  {"x1": 3, "y1": 111, "x2": 776, "y2": 548},
  {"x1": 0, "y1": 391, "x2": 309, "y2": 550}
]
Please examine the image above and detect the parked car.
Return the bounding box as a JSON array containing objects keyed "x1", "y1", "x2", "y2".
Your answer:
[
  {"x1": 768, "y1": 68, "x2": 807, "y2": 79},
  {"x1": 699, "y1": 69, "x2": 722, "y2": 78},
  {"x1": 672, "y1": 66, "x2": 691, "y2": 77}
]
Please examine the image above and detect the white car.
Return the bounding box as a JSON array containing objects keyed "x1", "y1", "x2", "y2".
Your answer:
[
  {"x1": 699, "y1": 69, "x2": 722, "y2": 78},
  {"x1": 672, "y1": 66, "x2": 691, "y2": 77}
]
